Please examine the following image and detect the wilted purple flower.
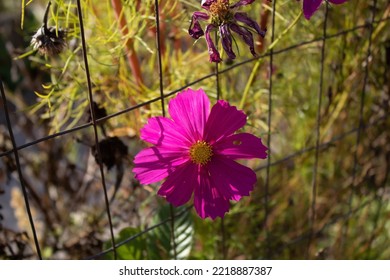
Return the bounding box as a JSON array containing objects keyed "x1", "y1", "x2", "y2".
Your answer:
[
  {"x1": 189, "y1": 0, "x2": 266, "y2": 62},
  {"x1": 303, "y1": 0, "x2": 348, "y2": 20}
]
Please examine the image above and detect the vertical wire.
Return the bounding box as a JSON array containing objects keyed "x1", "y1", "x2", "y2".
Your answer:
[
  {"x1": 155, "y1": 0, "x2": 165, "y2": 117},
  {"x1": 365, "y1": 4, "x2": 389, "y2": 256},
  {"x1": 154, "y1": 0, "x2": 177, "y2": 259},
  {"x1": 0, "y1": 80, "x2": 42, "y2": 259},
  {"x1": 342, "y1": 0, "x2": 378, "y2": 251},
  {"x1": 264, "y1": 0, "x2": 277, "y2": 259},
  {"x1": 169, "y1": 203, "x2": 178, "y2": 259},
  {"x1": 215, "y1": 61, "x2": 221, "y2": 100},
  {"x1": 214, "y1": 31, "x2": 226, "y2": 258},
  {"x1": 307, "y1": 2, "x2": 329, "y2": 258},
  {"x1": 75, "y1": 0, "x2": 117, "y2": 259}
]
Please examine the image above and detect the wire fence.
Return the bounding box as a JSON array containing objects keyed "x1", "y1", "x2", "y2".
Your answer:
[{"x1": 1, "y1": 0, "x2": 389, "y2": 260}]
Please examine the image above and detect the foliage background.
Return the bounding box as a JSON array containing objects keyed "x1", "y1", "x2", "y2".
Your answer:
[{"x1": 0, "y1": 0, "x2": 389, "y2": 259}]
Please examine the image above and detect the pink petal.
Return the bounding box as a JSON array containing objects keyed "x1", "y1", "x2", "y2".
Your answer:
[
  {"x1": 205, "y1": 24, "x2": 222, "y2": 63},
  {"x1": 194, "y1": 167, "x2": 230, "y2": 219},
  {"x1": 208, "y1": 156, "x2": 257, "y2": 201},
  {"x1": 304, "y1": 0, "x2": 348, "y2": 20},
  {"x1": 220, "y1": 24, "x2": 236, "y2": 60},
  {"x1": 303, "y1": 0, "x2": 323, "y2": 19},
  {"x1": 204, "y1": 100, "x2": 247, "y2": 144},
  {"x1": 213, "y1": 133, "x2": 268, "y2": 159},
  {"x1": 133, "y1": 146, "x2": 189, "y2": 185},
  {"x1": 157, "y1": 162, "x2": 198, "y2": 207},
  {"x1": 168, "y1": 88, "x2": 210, "y2": 142},
  {"x1": 140, "y1": 116, "x2": 191, "y2": 148}
]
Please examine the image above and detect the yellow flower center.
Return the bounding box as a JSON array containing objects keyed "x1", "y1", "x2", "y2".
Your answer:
[
  {"x1": 189, "y1": 141, "x2": 213, "y2": 165},
  {"x1": 209, "y1": 0, "x2": 232, "y2": 25}
]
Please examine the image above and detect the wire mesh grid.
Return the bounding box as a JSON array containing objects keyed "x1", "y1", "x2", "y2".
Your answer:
[{"x1": 0, "y1": 0, "x2": 389, "y2": 260}]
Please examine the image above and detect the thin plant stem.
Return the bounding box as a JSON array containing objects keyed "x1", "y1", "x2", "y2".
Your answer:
[
  {"x1": 21, "y1": 0, "x2": 26, "y2": 29},
  {"x1": 42, "y1": 1, "x2": 51, "y2": 33}
]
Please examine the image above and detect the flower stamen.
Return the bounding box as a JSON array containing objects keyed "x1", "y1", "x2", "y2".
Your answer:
[
  {"x1": 210, "y1": 0, "x2": 232, "y2": 24},
  {"x1": 189, "y1": 141, "x2": 213, "y2": 165}
]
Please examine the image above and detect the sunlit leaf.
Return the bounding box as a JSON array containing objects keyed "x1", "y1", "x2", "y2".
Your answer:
[{"x1": 146, "y1": 205, "x2": 194, "y2": 260}]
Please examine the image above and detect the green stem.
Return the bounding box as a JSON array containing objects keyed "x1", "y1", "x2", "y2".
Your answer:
[
  {"x1": 239, "y1": 11, "x2": 302, "y2": 109},
  {"x1": 43, "y1": 1, "x2": 52, "y2": 33}
]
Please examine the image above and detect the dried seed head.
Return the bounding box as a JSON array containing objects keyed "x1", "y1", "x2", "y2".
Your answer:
[
  {"x1": 31, "y1": 26, "x2": 67, "y2": 56},
  {"x1": 92, "y1": 137, "x2": 128, "y2": 170},
  {"x1": 209, "y1": 0, "x2": 232, "y2": 25},
  {"x1": 31, "y1": 2, "x2": 67, "y2": 56}
]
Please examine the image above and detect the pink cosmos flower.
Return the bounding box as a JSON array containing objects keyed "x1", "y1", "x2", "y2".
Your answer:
[
  {"x1": 189, "y1": 0, "x2": 266, "y2": 62},
  {"x1": 133, "y1": 88, "x2": 268, "y2": 219},
  {"x1": 303, "y1": 0, "x2": 348, "y2": 20}
]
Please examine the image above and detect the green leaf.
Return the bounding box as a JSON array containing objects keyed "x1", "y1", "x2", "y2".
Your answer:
[
  {"x1": 146, "y1": 205, "x2": 194, "y2": 260},
  {"x1": 103, "y1": 227, "x2": 146, "y2": 260}
]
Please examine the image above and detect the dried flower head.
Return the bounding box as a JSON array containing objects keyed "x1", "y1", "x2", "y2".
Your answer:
[
  {"x1": 31, "y1": 26, "x2": 67, "y2": 56},
  {"x1": 189, "y1": 0, "x2": 266, "y2": 62},
  {"x1": 31, "y1": 2, "x2": 67, "y2": 56},
  {"x1": 92, "y1": 137, "x2": 128, "y2": 171}
]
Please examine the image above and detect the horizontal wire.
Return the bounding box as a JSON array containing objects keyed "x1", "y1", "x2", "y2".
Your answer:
[
  {"x1": 274, "y1": 195, "x2": 382, "y2": 255},
  {"x1": 86, "y1": 205, "x2": 192, "y2": 259},
  {"x1": 1, "y1": 17, "x2": 389, "y2": 159},
  {"x1": 254, "y1": 114, "x2": 387, "y2": 172}
]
